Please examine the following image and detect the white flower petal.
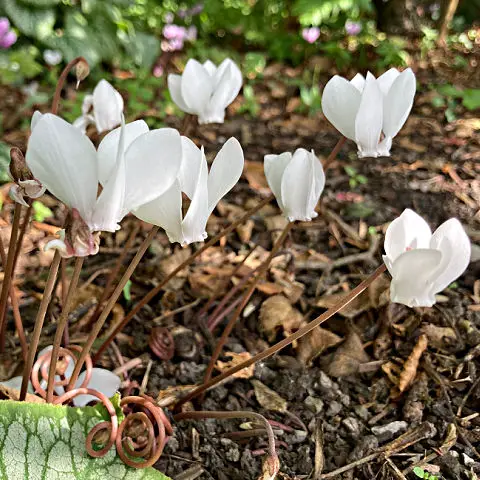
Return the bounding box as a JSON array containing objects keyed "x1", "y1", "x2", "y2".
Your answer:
[
  {"x1": 389, "y1": 248, "x2": 442, "y2": 307},
  {"x1": 309, "y1": 150, "x2": 325, "y2": 215},
  {"x1": 207, "y1": 137, "x2": 244, "y2": 213},
  {"x1": 91, "y1": 117, "x2": 127, "y2": 232},
  {"x1": 384, "y1": 209, "x2": 432, "y2": 262},
  {"x1": 355, "y1": 72, "x2": 383, "y2": 157},
  {"x1": 180, "y1": 59, "x2": 213, "y2": 116},
  {"x1": 264, "y1": 152, "x2": 292, "y2": 211},
  {"x1": 280, "y1": 148, "x2": 315, "y2": 222},
  {"x1": 73, "y1": 368, "x2": 121, "y2": 407},
  {"x1": 203, "y1": 60, "x2": 217, "y2": 76},
  {"x1": 322, "y1": 75, "x2": 361, "y2": 140},
  {"x1": 350, "y1": 73, "x2": 365, "y2": 92},
  {"x1": 168, "y1": 74, "x2": 193, "y2": 113},
  {"x1": 430, "y1": 218, "x2": 471, "y2": 293},
  {"x1": 182, "y1": 148, "x2": 209, "y2": 244},
  {"x1": 211, "y1": 58, "x2": 242, "y2": 105},
  {"x1": 31, "y1": 110, "x2": 43, "y2": 131},
  {"x1": 382, "y1": 68, "x2": 416, "y2": 138},
  {"x1": 26, "y1": 113, "x2": 98, "y2": 224},
  {"x1": 97, "y1": 120, "x2": 149, "y2": 186},
  {"x1": 376, "y1": 68, "x2": 400, "y2": 95},
  {"x1": 179, "y1": 137, "x2": 202, "y2": 198},
  {"x1": 133, "y1": 181, "x2": 183, "y2": 244},
  {"x1": 92, "y1": 80, "x2": 124, "y2": 133},
  {"x1": 124, "y1": 128, "x2": 182, "y2": 212}
]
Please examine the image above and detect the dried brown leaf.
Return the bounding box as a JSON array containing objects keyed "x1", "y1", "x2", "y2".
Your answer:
[
  {"x1": 398, "y1": 335, "x2": 428, "y2": 393},
  {"x1": 216, "y1": 352, "x2": 254, "y2": 379},
  {"x1": 252, "y1": 379, "x2": 287, "y2": 413},
  {"x1": 259, "y1": 295, "x2": 304, "y2": 342},
  {"x1": 327, "y1": 331, "x2": 370, "y2": 377},
  {"x1": 421, "y1": 324, "x2": 456, "y2": 349},
  {"x1": 296, "y1": 327, "x2": 342, "y2": 365}
]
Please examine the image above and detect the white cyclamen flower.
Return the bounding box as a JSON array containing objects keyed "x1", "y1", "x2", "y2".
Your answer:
[
  {"x1": 168, "y1": 58, "x2": 242, "y2": 124},
  {"x1": 26, "y1": 113, "x2": 182, "y2": 236},
  {"x1": 322, "y1": 68, "x2": 416, "y2": 158},
  {"x1": 134, "y1": 137, "x2": 244, "y2": 246},
  {"x1": 73, "y1": 79, "x2": 124, "y2": 134},
  {"x1": 383, "y1": 209, "x2": 471, "y2": 308},
  {"x1": 0, "y1": 346, "x2": 121, "y2": 407},
  {"x1": 264, "y1": 148, "x2": 325, "y2": 222}
]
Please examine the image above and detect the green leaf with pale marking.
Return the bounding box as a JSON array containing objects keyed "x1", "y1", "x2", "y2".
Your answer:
[{"x1": 0, "y1": 400, "x2": 171, "y2": 480}]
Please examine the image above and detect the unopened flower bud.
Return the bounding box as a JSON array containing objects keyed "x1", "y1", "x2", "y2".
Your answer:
[
  {"x1": 9, "y1": 147, "x2": 46, "y2": 206},
  {"x1": 75, "y1": 58, "x2": 90, "y2": 88},
  {"x1": 9, "y1": 147, "x2": 31, "y2": 183},
  {"x1": 45, "y1": 208, "x2": 100, "y2": 258}
]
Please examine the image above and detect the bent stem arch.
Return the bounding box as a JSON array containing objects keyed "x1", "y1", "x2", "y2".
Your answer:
[{"x1": 175, "y1": 263, "x2": 387, "y2": 408}]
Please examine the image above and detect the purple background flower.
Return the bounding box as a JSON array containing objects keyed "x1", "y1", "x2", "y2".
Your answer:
[
  {"x1": 302, "y1": 27, "x2": 320, "y2": 44},
  {"x1": 345, "y1": 20, "x2": 362, "y2": 36},
  {"x1": 0, "y1": 18, "x2": 17, "y2": 49}
]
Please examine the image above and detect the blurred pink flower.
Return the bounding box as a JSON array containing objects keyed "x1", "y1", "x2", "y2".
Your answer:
[
  {"x1": 345, "y1": 20, "x2": 362, "y2": 36},
  {"x1": 153, "y1": 65, "x2": 164, "y2": 78},
  {"x1": 186, "y1": 26, "x2": 197, "y2": 42},
  {"x1": 163, "y1": 24, "x2": 187, "y2": 41},
  {"x1": 0, "y1": 18, "x2": 17, "y2": 49},
  {"x1": 302, "y1": 27, "x2": 320, "y2": 44}
]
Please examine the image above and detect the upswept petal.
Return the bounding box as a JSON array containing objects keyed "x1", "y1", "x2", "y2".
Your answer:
[
  {"x1": 26, "y1": 113, "x2": 98, "y2": 224},
  {"x1": 168, "y1": 74, "x2": 193, "y2": 113},
  {"x1": 31, "y1": 110, "x2": 43, "y2": 131},
  {"x1": 182, "y1": 148, "x2": 209, "y2": 244},
  {"x1": 91, "y1": 118, "x2": 127, "y2": 232},
  {"x1": 92, "y1": 80, "x2": 124, "y2": 133},
  {"x1": 389, "y1": 248, "x2": 442, "y2": 307},
  {"x1": 97, "y1": 120, "x2": 149, "y2": 185},
  {"x1": 73, "y1": 368, "x2": 121, "y2": 407},
  {"x1": 72, "y1": 115, "x2": 91, "y2": 134},
  {"x1": 179, "y1": 137, "x2": 203, "y2": 198},
  {"x1": 384, "y1": 209, "x2": 432, "y2": 262},
  {"x1": 280, "y1": 148, "x2": 315, "y2": 221},
  {"x1": 355, "y1": 72, "x2": 383, "y2": 157},
  {"x1": 205, "y1": 65, "x2": 240, "y2": 122},
  {"x1": 212, "y1": 58, "x2": 242, "y2": 105},
  {"x1": 133, "y1": 181, "x2": 183, "y2": 243},
  {"x1": 321, "y1": 75, "x2": 361, "y2": 140},
  {"x1": 181, "y1": 59, "x2": 213, "y2": 115},
  {"x1": 206, "y1": 137, "x2": 244, "y2": 213},
  {"x1": 203, "y1": 60, "x2": 217, "y2": 76},
  {"x1": 123, "y1": 128, "x2": 182, "y2": 212},
  {"x1": 264, "y1": 152, "x2": 292, "y2": 211},
  {"x1": 382, "y1": 68, "x2": 416, "y2": 138},
  {"x1": 429, "y1": 218, "x2": 471, "y2": 293},
  {"x1": 376, "y1": 68, "x2": 400, "y2": 95},
  {"x1": 350, "y1": 73, "x2": 365, "y2": 92},
  {"x1": 308, "y1": 151, "x2": 325, "y2": 215}
]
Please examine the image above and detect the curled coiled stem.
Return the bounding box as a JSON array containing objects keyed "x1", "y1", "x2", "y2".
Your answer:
[
  {"x1": 149, "y1": 327, "x2": 175, "y2": 360},
  {"x1": 54, "y1": 387, "x2": 118, "y2": 457},
  {"x1": 116, "y1": 395, "x2": 173, "y2": 468},
  {"x1": 31, "y1": 345, "x2": 92, "y2": 401}
]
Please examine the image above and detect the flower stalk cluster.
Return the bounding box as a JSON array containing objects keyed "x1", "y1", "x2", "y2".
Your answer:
[{"x1": 0, "y1": 54, "x2": 473, "y2": 478}]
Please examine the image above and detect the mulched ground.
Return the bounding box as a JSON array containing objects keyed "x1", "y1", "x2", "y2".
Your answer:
[{"x1": 0, "y1": 41, "x2": 479, "y2": 480}]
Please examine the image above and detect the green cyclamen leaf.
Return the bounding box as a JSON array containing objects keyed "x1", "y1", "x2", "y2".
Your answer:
[{"x1": 0, "y1": 400, "x2": 171, "y2": 480}]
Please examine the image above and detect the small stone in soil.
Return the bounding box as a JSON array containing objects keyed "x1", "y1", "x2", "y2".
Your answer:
[
  {"x1": 371, "y1": 421, "x2": 408, "y2": 441},
  {"x1": 326, "y1": 400, "x2": 342, "y2": 417},
  {"x1": 342, "y1": 416, "x2": 361, "y2": 438},
  {"x1": 305, "y1": 395, "x2": 324, "y2": 413}
]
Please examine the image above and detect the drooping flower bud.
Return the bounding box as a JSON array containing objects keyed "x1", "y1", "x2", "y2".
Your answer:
[
  {"x1": 75, "y1": 57, "x2": 90, "y2": 88},
  {"x1": 45, "y1": 209, "x2": 100, "y2": 258},
  {"x1": 9, "y1": 147, "x2": 45, "y2": 206}
]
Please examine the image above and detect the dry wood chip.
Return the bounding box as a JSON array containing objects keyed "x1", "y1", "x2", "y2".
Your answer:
[{"x1": 398, "y1": 335, "x2": 428, "y2": 393}]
